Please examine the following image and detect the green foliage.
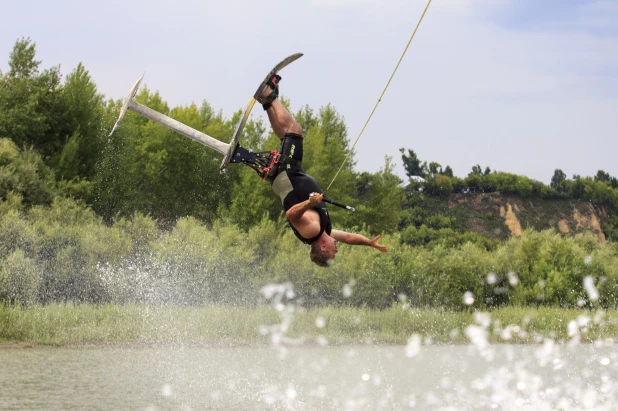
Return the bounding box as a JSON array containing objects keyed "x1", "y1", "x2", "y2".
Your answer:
[
  {"x1": 302, "y1": 105, "x2": 355, "y2": 196},
  {"x1": 401, "y1": 225, "x2": 498, "y2": 251},
  {"x1": 424, "y1": 174, "x2": 453, "y2": 197},
  {"x1": 0, "y1": 38, "x2": 64, "y2": 159},
  {"x1": 16, "y1": 197, "x2": 130, "y2": 303},
  {"x1": 470, "y1": 164, "x2": 482, "y2": 176},
  {"x1": 1, "y1": 197, "x2": 616, "y2": 310},
  {"x1": 551, "y1": 169, "x2": 566, "y2": 191},
  {"x1": 399, "y1": 148, "x2": 427, "y2": 178},
  {"x1": 0, "y1": 192, "x2": 24, "y2": 215},
  {"x1": 0, "y1": 249, "x2": 40, "y2": 305},
  {"x1": 0, "y1": 138, "x2": 56, "y2": 206},
  {"x1": 443, "y1": 165, "x2": 454, "y2": 178},
  {"x1": 59, "y1": 63, "x2": 105, "y2": 179},
  {"x1": 354, "y1": 156, "x2": 404, "y2": 233},
  {"x1": 428, "y1": 161, "x2": 441, "y2": 175}
]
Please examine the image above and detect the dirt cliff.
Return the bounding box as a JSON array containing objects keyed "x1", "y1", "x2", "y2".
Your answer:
[{"x1": 446, "y1": 193, "x2": 607, "y2": 242}]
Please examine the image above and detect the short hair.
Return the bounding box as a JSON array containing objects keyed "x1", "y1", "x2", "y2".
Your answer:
[{"x1": 310, "y1": 242, "x2": 331, "y2": 267}]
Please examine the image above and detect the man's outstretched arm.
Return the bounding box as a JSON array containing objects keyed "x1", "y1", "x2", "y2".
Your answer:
[{"x1": 331, "y1": 230, "x2": 388, "y2": 253}]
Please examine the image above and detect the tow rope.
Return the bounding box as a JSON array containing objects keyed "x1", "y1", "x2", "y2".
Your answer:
[{"x1": 326, "y1": 0, "x2": 433, "y2": 191}]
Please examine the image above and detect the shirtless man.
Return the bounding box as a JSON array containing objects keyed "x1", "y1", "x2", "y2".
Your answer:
[{"x1": 257, "y1": 76, "x2": 388, "y2": 267}]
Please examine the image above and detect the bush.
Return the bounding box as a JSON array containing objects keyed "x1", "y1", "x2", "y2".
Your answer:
[
  {"x1": 1, "y1": 195, "x2": 617, "y2": 311},
  {"x1": 0, "y1": 249, "x2": 40, "y2": 305},
  {"x1": 424, "y1": 174, "x2": 453, "y2": 197},
  {"x1": 0, "y1": 139, "x2": 56, "y2": 206}
]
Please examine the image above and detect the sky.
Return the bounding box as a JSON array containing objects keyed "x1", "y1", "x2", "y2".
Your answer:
[{"x1": 2, "y1": 0, "x2": 617, "y2": 183}]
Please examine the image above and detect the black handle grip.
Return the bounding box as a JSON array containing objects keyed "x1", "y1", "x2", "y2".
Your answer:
[{"x1": 323, "y1": 196, "x2": 355, "y2": 212}]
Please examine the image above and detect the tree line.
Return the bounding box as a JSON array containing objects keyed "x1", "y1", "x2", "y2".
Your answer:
[
  {"x1": 0, "y1": 38, "x2": 403, "y2": 235},
  {"x1": 2, "y1": 38, "x2": 618, "y2": 308}
]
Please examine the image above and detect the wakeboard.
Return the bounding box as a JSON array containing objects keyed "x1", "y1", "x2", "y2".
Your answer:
[{"x1": 220, "y1": 52, "x2": 303, "y2": 171}]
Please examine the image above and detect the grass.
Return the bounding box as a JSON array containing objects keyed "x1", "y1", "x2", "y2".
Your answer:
[{"x1": 1, "y1": 304, "x2": 617, "y2": 347}]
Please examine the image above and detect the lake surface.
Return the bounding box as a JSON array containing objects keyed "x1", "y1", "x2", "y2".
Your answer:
[{"x1": 1, "y1": 343, "x2": 617, "y2": 410}]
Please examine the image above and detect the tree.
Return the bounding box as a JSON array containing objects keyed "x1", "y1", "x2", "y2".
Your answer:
[
  {"x1": 443, "y1": 165, "x2": 454, "y2": 178},
  {"x1": 484, "y1": 166, "x2": 491, "y2": 176},
  {"x1": 7, "y1": 38, "x2": 38, "y2": 78},
  {"x1": 429, "y1": 162, "x2": 442, "y2": 175},
  {"x1": 0, "y1": 38, "x2": 64, "y2": 159},
  {"x1": 594, "y1": 170, "x2": 612, "y2": 183},
  {"x1": 57, "y1": 63, "x2": 105, "y2": 180},
  {"x1": 470, "y1": 164, "x2": 482, "y2": 176},
  {"x1": 550, "y1": 169, "x2": 566, "y2": 191},
  {"x1": 302, "y1": 103, "x2": 356, "y2": 202},
  {"x1": 354, "y1": 156, "x2": 404, "y2": 233},
  {"x1": 0, "y1": 138, "x2": 56, "y2": 206},
  {"x1": 425, "y1": 174, "x2": 453, "y2": 197},
  {"x1": 399, "y1": 148, "x2": 427, "y2": 178}
]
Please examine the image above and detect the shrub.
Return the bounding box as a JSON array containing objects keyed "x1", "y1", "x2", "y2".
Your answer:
[{"x1": 0, "y1": 249, "x2": 40, "y2": 305}]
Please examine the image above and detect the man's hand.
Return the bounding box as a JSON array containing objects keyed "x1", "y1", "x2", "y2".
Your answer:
[
  {"x1": 332, "y1": 230, "x2": 389, "y2": 253},
  {"x1": 287, "y1": 192, "x2": 322, "y2": 225},
  {"x1": 370, "y1": 235, "x2": 388, "y2": 253},
  {"x1": 308, "y1": 192, "x2": 323, "y2": 206}
]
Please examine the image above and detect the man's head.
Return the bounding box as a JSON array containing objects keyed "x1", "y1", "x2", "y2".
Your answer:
[{"x1": 310, "y1": 232, "x2": 338, "y2": 267}]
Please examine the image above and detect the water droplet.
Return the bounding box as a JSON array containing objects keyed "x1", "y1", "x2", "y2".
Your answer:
[
  {"x1": 568, "y1": 320, "x2": 579, "y2": 337},
  {"x1": 584, "y1": 256, "x2": 592, "y2": 266},
  {"x1": 361, "y1": 373, "x2": 370, "y2": 381},
  {"x1": 487, "y1": 272, "x2": 497, "y2": 285},
  {"x1": 342, "y1": 284, "x2": 353, "y2": 298},
  {"x1": 286, "y1": 386, "x2": 297, "y2": 399},
  {"x1": 315, "y1": 316, "x2": 326, "y2": 328},
  {"x1": 406, "y1": 334, "x2": 422, "y2": 358},
  {"x1": 584, "y1": 276, "x2": 599, "y2": 302},
  {"x1": 161, "y1": 384, "x2": 172, "y2": 397},
  {"x1": 577, "y1": 315, "x2": 591, "y2": 327},
  {"x1": 507, "y1": 271, "x2": 519, "y2": 287},
  {"x1": 463, "y1": 291, "x2": 475, "y2": 305}
]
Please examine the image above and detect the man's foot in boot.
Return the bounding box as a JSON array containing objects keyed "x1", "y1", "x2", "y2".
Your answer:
[{"x1": 257, "y1": 75, "x2": 281, "y2": 110}]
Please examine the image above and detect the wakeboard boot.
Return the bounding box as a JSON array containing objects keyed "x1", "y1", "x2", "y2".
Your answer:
[{"x1": 256, "y1": 74, "x2": 281, "y2": 110}]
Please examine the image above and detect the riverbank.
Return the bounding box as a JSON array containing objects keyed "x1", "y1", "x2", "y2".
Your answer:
[{"x1": 2, "y1": 304, "x2": 617, "y2": 347}]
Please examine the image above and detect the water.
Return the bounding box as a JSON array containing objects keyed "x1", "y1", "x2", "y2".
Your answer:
[{"x1": 1, "y1": 343, "x2": 617, "y2": 410}]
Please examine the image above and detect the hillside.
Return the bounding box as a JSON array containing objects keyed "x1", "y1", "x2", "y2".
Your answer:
[{"x1": 442, "y1": 193, "x2": 606, "y2": 242}]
